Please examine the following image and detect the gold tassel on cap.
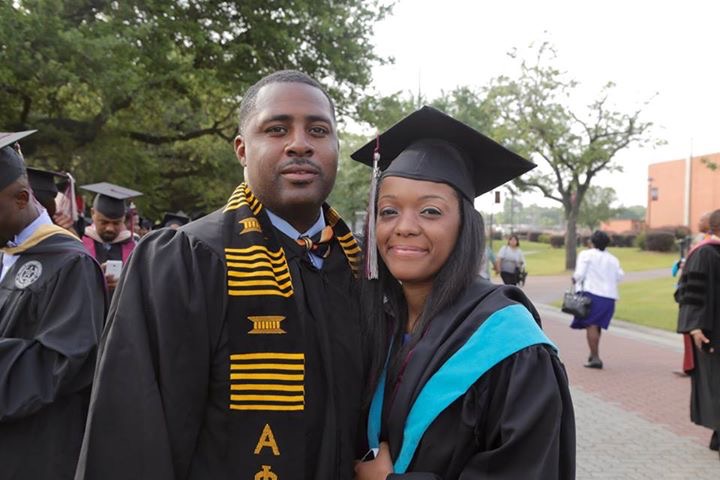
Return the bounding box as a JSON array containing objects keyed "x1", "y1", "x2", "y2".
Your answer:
[{"x1": 365, "y1": 134, "x2": 381, "y2": 279}]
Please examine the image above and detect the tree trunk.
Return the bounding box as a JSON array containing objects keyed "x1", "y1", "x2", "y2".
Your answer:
[{"x1": 565, "y1": 210, "x2": 578, "y2": 271}]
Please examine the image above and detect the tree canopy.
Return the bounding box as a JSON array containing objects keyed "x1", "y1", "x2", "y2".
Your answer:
[
  {"x1": 483, "y1": 43, "x2": 659, "y2": 268},
  {"x1": 1, "y1": 0, "x2": 390, "y2": 219},
  {"x1": 577, "y1": 186, "x2": 617, "y2": 231}
]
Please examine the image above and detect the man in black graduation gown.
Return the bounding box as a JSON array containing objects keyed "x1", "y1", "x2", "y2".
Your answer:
[
  {"x1": 677, "y1": 208, "x2": 720, "y2": 458},
  {"x1": 75, "y1": 71, "x2": 364, "y2": 479},
  {"x1": 27, "y1": 167, "x2": 82, "y2": 234},
  {"x1": 0, "y1": 131, "x2": 107, "y2": 479},
  {"x1": 79, "y1": 182, "x2": 142, "y2": 293}
]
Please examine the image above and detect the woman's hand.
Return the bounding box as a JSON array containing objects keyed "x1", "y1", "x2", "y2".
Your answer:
[{"x1": 354, "y1": 442, "x2": 393, "y2": 480}]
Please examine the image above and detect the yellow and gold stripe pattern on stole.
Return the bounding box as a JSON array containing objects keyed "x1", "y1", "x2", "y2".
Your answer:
[
  {"x1": 225, "y1": 245, "x2": 293, "y2": 298},
  {"x1": 230, "y1": 352, "x2": 305, "y2": 411},
  {"x1": 224, "y1": 183, "x2": 262, "y2": 214},
  {"x1": 336, "y1": 231, "x2": 361, "y2": 276}
]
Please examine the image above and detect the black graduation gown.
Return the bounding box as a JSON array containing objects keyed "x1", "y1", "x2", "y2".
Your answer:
[
  {"x1": 75, "y1": 209, "x2": 364, "y2": 480},
  {"x1": 0, "y1": 231, "x2": 107, "y2": 480},
  {"x1": 91, "y1": 240, "x2": 122, "y2": 264},
  {"x1": 676, "y1": 242, "x2": 720, "y2": 430},
  {"x1": 377, "y1": 281, "x2": 575, "y2": 480}
]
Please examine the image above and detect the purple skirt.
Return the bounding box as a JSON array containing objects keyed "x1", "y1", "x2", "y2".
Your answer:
[{"x1": 570, "y1": 292, "x2": 616, "y2": 330}]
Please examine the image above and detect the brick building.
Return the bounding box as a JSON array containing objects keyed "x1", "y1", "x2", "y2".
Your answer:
[
  {"x1": 600, "y1": 219, "x2": 643, "y2": 233},
  {"x1": 647, "y1": 152, "x2": 720, "y2": 233}
]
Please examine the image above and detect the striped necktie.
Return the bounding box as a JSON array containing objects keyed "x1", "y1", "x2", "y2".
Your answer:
[{"x1": 296, "y1": 225, "x2": 334, "y2": 259}]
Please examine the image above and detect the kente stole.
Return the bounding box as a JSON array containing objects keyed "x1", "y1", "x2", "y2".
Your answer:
[{"x1": 222, "y1": 183, "x2": 360, "y2": 478}]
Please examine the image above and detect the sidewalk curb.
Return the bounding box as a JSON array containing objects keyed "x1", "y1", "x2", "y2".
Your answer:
[{"x1": 535, "y1": 303, "x2": 683, "y2": 352}]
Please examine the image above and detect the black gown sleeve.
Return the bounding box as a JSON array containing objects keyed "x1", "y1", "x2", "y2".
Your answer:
[
  {"x1": 74, "y1": 230, "x2": 226, "y2": 480},
  {"x1": 389, "y1": 345, "x2": 575, "y2": 480},
  {"x1": 0, "y1": 255, "x2": 106, "y2": 421},
  {"x1": 677, "y1": 247, "x2": 716, "y2": 333}
]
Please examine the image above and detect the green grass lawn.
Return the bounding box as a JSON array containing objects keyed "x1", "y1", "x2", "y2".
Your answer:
[
  {"x1": 508, "y1": 241, "x2": 679, "y2": 276},
  {"x1": 496, "y1": 240, "x2": 682, "y2": 331},
  {"x1": 551, "y1": 276, "x2": 679, "y2": 332},
  {"x1": 614, "y1": 277, "x2": 679, "y2": 331}
]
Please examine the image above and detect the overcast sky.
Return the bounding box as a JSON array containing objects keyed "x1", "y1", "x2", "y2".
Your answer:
[{"x1": 368, "y1": 0, "x2": 720, "y2": 212}]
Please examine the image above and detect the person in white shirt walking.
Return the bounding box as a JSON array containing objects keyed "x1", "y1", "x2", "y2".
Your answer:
[
  {"x1": 570, "y1": 230, "x2": 624, "y2": 369},
  {"x1": 495, "y1": 234, "x2": 525, "y2": 285}
]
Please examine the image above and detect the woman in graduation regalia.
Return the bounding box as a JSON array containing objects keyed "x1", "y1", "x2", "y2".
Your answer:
[{"x1": 353, "y1": 107, "x2": 576, "y2": 480}]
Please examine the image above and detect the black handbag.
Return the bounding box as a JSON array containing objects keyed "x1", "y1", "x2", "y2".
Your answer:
[
  {"x1": 515, "y1": 266, "x2": 528, "y2": 287},
  {"x1": 562, "y1": 259, "x2": 596, "y2": 318},
  {"x1": 561, "y1": 278, "x2": 592, "y2": 318}
]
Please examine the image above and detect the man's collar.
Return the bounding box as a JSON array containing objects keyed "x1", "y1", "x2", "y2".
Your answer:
[
  {"x1": 6, "y1": 209, "x2": 52, "y2": 248},
  {"x1": 265, "y1": 208, "x2": 325, "y2": 240}
]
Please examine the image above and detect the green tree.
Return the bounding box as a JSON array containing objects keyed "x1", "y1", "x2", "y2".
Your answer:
[
  {"x1": 485, "y1": 43, "x2": 659, "y2": 269},
  {"x1": 494, "y1": 194, "x2": 524, "y2": 228},
  {"x1": 521, "y1": 204, "x2": 564, "y2": 229},
  {"x1": 0, "y1": 0, "x2": 391, "y2": 218},
  {"x1": 330, "y1": 93, "x2": 418, "y2": 227},
  {"x1": 615, "y1": 204, "x2": 646, "y2": 221},
  {"x1": 577, "y1": 186, "x2": 617, "y2": 231}
]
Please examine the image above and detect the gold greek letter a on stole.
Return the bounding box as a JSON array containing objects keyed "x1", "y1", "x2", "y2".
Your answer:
[{"x1": 254, "y1": 423, "x2": 280, "y2": 456}]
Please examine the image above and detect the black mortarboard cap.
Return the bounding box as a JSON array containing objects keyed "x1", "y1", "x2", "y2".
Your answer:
[
  {"x1": 0, "y1": 130, "x2": 36, "y2": 191},
  {"x1": 350, "y1": 106, "x2": 535, "y2": 200},
  {"x1": 81, "y1": 182, "x2": 143, "y2": 219},
  {"x1": 27, "y1": 167, "x2": 67, "y2": 202},
  {"x1": 138, "y1": 216, "x2": 153, "y2": 230},
  {"x1": 162, "y1": 211, "x2": 190, "y2": 228}
]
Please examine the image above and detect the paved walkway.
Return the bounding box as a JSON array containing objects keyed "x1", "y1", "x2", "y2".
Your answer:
[{"x1": 517, "y1": 274, "x2": 720, "y2": 478}]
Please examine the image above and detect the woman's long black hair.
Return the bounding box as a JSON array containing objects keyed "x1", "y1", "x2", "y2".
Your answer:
[{"x1": 360, "y1": 184, "x2": 486, "y2": 403}]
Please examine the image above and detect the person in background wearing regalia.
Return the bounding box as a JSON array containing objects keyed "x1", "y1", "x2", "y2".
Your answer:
[
  {"x1": 352, "y1": 107, "x2": 575, "y2": 480},
  {"x1": 75, "y1": 70, "x2": 364, "y2": 479},
  {"x1": 136, "y1": 216, "x2": 153, "y2": 238},
  {"x1": 676, "y1": 208, "x2": 720, "y2": 459},
  {"x1": 79, "y1": 182, "x2": 142, "y2": 294},
  {"x1": 0, "y1": 131, "x2": 107, "y2": 480},
  {"x1": 675, "y1": 211, "x2": 712, "y2": 376},
  {"x1": 26, "y1": 166, "x2": 78, "y2": 232},
  {"x1": 160, "y1": 210, "x2": 191, "y2": 230}
]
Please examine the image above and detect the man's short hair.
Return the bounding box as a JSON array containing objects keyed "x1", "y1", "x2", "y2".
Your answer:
[
  {"x1": 709, "y1": 209, "x2": 720, "y2": 234},
  {"x1": 237, "y1": 70, "x2": 336, "y2": 135}
]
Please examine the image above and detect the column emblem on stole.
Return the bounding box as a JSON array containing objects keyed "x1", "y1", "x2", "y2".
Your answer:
[
  {"x1": 248, "y1": 316, "x2": 286, "y2": 335},
  {"x1": 239, "y1": 217, "x2": 262, "y2": 234}
]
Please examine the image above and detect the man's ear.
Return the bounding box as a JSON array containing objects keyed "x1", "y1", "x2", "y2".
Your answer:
[
  {"x1": 234, "y1": 135, "x2": 247, "y2": 167},
  {"x1": 14, "y1": 188, "x2": 30, "y2": 208}
]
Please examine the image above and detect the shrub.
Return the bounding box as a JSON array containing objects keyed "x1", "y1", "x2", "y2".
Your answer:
[
  {"x1": 644, "y1": 230, "x2": 677, "y2": 252},
  {"x1": 550, "y1": 235, "x2": 565, "y2": 248},
  {"x1": 538, "y1": 233, "x2": 551, "y2": 244},
  {"x1": 674, "y1": 226, "x2": 691, "y2": 239},
  {"x1": 527, "y1": 231, "x2": 542, "y2": 242},
  {"x1": 610, "y1": 233, "x2": 636, "y2": 248},
  {"x1": 513, "y1": 229, "x2": 529, "y2": 241},
  {"x1": 655, "y1": 225, "x2": 691, "y2": 239},
  {"x1": 635, "y1": 231, "x2": 646, "y2": 250}
]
